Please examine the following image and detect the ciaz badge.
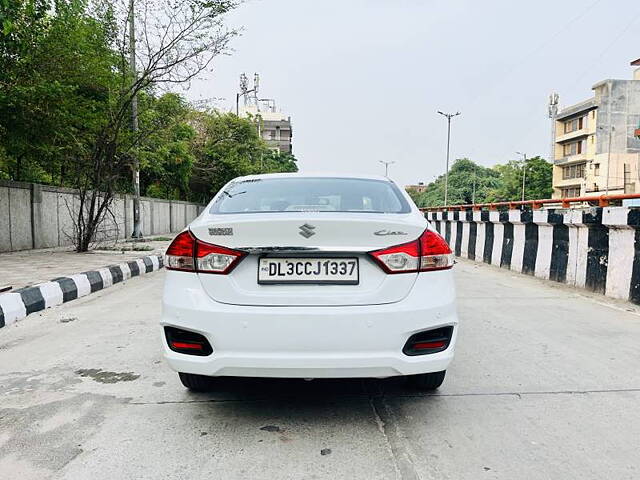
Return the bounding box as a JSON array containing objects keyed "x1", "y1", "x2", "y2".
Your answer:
[
  {"x1": 374, "y1": 229, "x2": 408, "y2": 236},
  {"x1": 209, "y1": 227, "x2": 233, "y2": 236}
]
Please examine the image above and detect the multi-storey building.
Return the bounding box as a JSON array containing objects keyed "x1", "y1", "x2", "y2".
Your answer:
[
  {"x1": 551, "y1": 61, "x2": 640, "y2": 198},
  {"x1": 239, "y1": 103, "x2": 293, "y2": 155}
]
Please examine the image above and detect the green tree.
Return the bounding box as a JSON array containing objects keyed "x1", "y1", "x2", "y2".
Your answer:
[
  {"x1": 415, "y1": 158, "x2": 500, "y2": 207},
  {"x1": 261, "y1": 150, "x2": 298, "y2": 175},
  {"x1": 138, "y1": 92, "x2": 196, "y2": 200},
  {"x1": 0, "y1": 0, "x2": 117, "y2": 184},
  {"x1": 490, "y1": 156, "x2": 552, "y2": 201},
  {"x1": 189, "y1": 112, "x2": 298, "y2": 202}
]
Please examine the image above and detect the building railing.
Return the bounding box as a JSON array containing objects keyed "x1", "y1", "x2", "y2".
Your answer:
[{"x1": 420, "y1": 193, "x2": 640, "y2": 212}]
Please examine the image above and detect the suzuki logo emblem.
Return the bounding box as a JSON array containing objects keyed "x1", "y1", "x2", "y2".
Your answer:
[{"x1": 299, "y1": 223, "x2": 316, "y2": 238}]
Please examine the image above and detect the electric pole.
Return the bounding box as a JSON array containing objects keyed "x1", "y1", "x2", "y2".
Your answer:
[
  {"x1": 129, "y1": 0, "x2": 142, "y2": 238},
  {"x1": 517, "y1": 151, "x2": 527, "y2": 201},
  {"x1": 437, "y1": 111, "x2": 461, "y2": 206},
  {"x1": 379, "y1": 160, "x2": 395, "y2": 177}
]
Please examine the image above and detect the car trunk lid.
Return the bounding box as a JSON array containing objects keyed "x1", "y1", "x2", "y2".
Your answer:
[{"x1": 189, "y1": 212, "x2": 425, "y2": 306}]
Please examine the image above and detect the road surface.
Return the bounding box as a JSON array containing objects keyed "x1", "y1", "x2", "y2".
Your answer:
[{"x1": 1, "y1": 260, "x2": 639, "y2": 480}]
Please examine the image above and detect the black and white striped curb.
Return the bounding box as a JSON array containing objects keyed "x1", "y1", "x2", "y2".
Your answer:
[
  {"x1": 0, "y1": 255, "x2": 164, "y2": 329},
  {"x1": 426, "y1": 207, "x2": 640, "y2": 304}
]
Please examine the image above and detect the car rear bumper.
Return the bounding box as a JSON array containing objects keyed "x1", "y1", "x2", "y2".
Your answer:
[{"x1": 161, "y1": 271, "x2": 458, "y2": 378}]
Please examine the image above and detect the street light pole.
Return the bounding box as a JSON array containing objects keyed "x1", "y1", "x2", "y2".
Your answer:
[
  {"x1": 129, "y1": 0, "x2": 142, "y2": 238},
  {"x1": 516, "y1": 151, "x2": 527, "y2": 201},
  {"x1": 437, "y1": 111, "x2": 461, "y2": 205},
  {"x1": 379, "y1": 160, "x2": 395, "y2": 177}
]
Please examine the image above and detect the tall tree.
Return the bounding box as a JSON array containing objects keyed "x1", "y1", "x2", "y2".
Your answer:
[
  {"x1": 62, "y1": 0, "x2": 238, "y2": 251},
  {"x1": 491, "y1": 156, "x2": 552, "y2": 202},
  {"x1": 189, "y1": 112, "x2": 298, "y2": 203},
  {"x1": 0, "y1": 0, "x2": 117, "y2": 184},
  {"x1": 138, "y1": 92, "x2": 196, "y2": 200},
  {"x1": 415, "y1": 159, "x2": 500, "y2": 207}
]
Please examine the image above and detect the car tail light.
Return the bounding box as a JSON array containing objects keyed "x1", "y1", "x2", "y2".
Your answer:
[
  {"x1": 369, "y1": 229, "x2": 453, "y2": 274},
  {"x1": 165, "y1": 231, "x2": 246, "y2": 274}
]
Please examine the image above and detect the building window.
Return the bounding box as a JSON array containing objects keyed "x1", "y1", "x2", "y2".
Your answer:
[
  {"x1": 563, "y1": 116, "x2": 584, "y2": 133},
  {"x1": 561, "y1": 186, "x2": 581, "y2": 198},
  {"x1": 563, "y1": 140, "x2": 583, "y2": 156},
  {"x1": 562, "y1": 163, "x2": 586, "y2": 180},
  {"x1": 593, "y1": 163, "x2": 600, "y2": 176}
]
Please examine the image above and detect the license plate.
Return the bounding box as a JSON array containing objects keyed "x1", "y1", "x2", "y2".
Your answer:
[{"x1": 258, "y1": 257, "x2": 359, "y2": 284}]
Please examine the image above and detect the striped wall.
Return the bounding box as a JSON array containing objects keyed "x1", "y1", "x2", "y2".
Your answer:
[{"x1": 426, "y1": 206, "x2": 640, "y2": 304}]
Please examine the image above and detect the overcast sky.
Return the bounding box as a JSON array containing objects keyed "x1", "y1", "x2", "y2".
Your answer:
[{"x1": 185, "y1": 0, "x2": 640, "y2": 187}]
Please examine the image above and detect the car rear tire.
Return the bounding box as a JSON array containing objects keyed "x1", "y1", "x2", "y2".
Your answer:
[
  {"x1": 407, "y1": 370, "x2": 446, "y2": 391},
  {"x1": 178, "y1": 372, "x2": 216, "y2": 392}
]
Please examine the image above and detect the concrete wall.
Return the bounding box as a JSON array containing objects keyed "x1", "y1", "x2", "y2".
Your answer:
[
  {"x1": 426, "y1": 206, "x2": 640, "y2": 305},
  {"x1": 0, "y1": 181, "x2": 204, "y2": 252}
]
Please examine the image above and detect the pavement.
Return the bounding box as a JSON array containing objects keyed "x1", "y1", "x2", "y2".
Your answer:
[
  {"x1": 1, "y1": 259, "x2": 639, "y2": 479},
  {"x1": 0, "y1": 239, "x2": 172, "y2": 291}
]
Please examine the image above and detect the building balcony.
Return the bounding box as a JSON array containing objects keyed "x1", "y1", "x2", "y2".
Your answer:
[
  {"x1": 555, "y1": 128, "x2": 590, "y2": 144},
  {"x1": 554, "y1": 153, "x2": 588, "y2": 165}
]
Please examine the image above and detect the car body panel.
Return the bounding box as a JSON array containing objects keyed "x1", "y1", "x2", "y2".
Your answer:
[
  {"x1": 161, "y1": 269, "x2": 458, "y2": 378},
  {"x1": 161, "y1": 173, "x2": 458, "y2": 379}
]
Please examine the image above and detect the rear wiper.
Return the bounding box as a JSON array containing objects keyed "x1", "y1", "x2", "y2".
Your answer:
[{"x1": 222, "y1": 190, "x2": 246, "y2": 198}]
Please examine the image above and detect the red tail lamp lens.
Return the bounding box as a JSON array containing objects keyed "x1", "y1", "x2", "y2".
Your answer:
[
  {"x1": 165, "y1": 231, "x2": 196, "y2": 271},
  {"x1": 412, "y1": 341, "x2": 446, "y2": 350},
  {"x1": 403, "y1": 326, "x2": 453, "y2": 356},
  {"x1": 164, "y1": 327, "x2": 213, "y2": 356},
  {"x1": 170, "y1": 341, "x2": 204, "y2": 350},
  {"x1": 369, "y1": 229, "x2": 453, "y2": 273},
  {"x1": 165, "y1": 231, "x2": 245, "y2": 274}
]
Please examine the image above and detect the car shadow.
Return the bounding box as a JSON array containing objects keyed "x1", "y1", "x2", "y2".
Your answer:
[{"x1": 177, "y1": 375, "x2": 439, "y2": 404}]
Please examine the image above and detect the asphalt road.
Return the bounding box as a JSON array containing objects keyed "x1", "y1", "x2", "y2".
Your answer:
[{"x1": 1, "y1": 260, "x2": 639, "y2": 480}]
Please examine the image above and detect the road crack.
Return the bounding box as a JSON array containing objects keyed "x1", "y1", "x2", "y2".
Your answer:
[
  {"x1": 365, "y1": 380, "x2": 421, "y2": 480},
  {"x1": 127, "y1": 386, "x2": 640, "y2": 405},
  {"x1": 391, "y1": 386, "x2": 640, "y2": 399}
]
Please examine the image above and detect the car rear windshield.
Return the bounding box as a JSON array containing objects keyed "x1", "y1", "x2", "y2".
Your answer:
[{"x1": 209, "y1": 177, "x2": 411, "y2": 214}]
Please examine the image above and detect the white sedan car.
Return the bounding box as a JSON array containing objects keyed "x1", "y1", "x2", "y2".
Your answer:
[{"x1": 162, "y1": 173, "x2": 458, "y2": 391}]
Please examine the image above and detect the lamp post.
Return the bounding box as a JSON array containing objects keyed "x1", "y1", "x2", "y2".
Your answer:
[
  {"x1": 516, "y1": 151, "x2": 527, "y2": 201},
  {"x1": 437, "y1": 111, "x2": 461, "y2": 205},
  {"x1": 379, "y1": 160, "x2": 395, "y2": 177}
]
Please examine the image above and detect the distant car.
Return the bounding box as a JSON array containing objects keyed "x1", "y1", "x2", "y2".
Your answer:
[{"x1": 161, "y1": 173, "x2": 458, "y2": 391}]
